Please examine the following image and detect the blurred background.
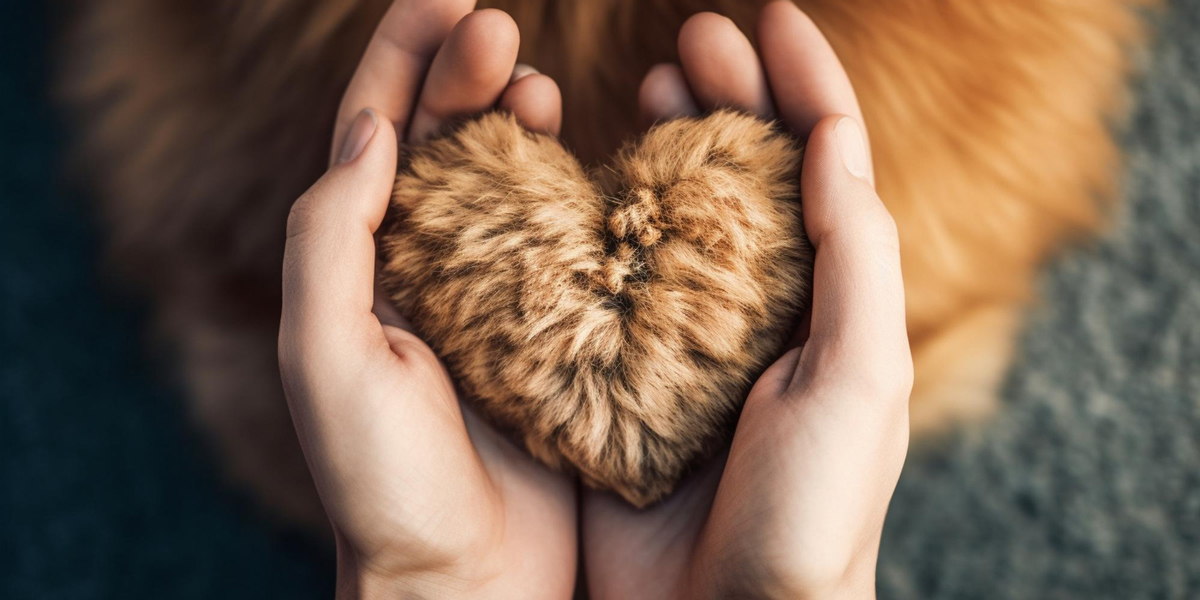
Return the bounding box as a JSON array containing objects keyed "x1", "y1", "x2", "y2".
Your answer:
[
  {"x1": 3, "y1": 1, "x2": 1200, "y2": 599},
  {"x1": 1, "y1": 4, "x2": 335, "y2": 598}
]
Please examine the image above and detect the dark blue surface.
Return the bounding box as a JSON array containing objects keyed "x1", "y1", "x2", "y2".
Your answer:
[{"x1": 0, "y1": 5, "x2": 332, "y2": 598}]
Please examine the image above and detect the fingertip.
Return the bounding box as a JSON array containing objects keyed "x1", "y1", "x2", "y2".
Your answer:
[
  {"x1": 678, "y1": 12, "x2": 773, "y2": 116},
  {"x1": 338, "y1": 109, "x2": 397, "y2": 169},
  {"x1": 757, "y1": 0, "x2": 868, "y2": 157},
  {"x1": 499, "y1": 73, "x2": 563, "y2": 136},
  {"x1": 759, "y1": 0, "x2": 807, "y2": 30},
  {"x1": 400, "y1": 0, "x2": 479, "y2": 39},
  {"x1": 407, "y1": 8, "x2": 520, "y2": 143},
  {"x1": 832, "y1": 116, "x2": 870, "y2": 182},
  {"x1": 803, "y1": 115, "x2": 868, "y2": 183},
  {"x1": 313, "y1": 109, "x2": 398, "y2": 233},
  {"x1": 801, "y1": 115, "x2": 890, "y2": 247},
  {"x1": 801, "y1": 114, "x2": 859, "y2": 187},
  {"x1": 791, "y1": 115, "x2": 905, "y2": 384},
  {"x1": 638, "y1": 63, "x2": 699, "y2": 125},
  {"x1": 330, "y1": 0, "x2": 477, "y2": 163},
  {"x1": 446, "y1": 9, "x2": 521, "y2": 89},
  {"x1": 364, "y1": 110, "x2": 399, "y2": 170},
  {"x1": 803, "y1": 114, "x2": 847, "y2": 161},
  {"x1": 678, "y1": 12, "x2": 736, "y2": 56},
  {"x1": 510, "y1": 63, "x2": 539, "y2": 83},
  {"x1": 335, "y1": 108, "x2": 379, "y2": 165},
  {"x1": 758, "y1": 0, "x2": 819, "y2": 54},
  {"x1": 459, "y1": 9, "x2": 520, "y2": 54}
]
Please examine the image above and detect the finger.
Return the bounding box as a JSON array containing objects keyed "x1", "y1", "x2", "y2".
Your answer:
[
  {"x1": 638, "y1": 63, "x2": 700, "y2": 125},
  {"x1": 509, "y1": 63, "x2": 539, "y2": 83},
  {"x1": 498, "y1": 68, "x2": 563, "y2": 136},
  {"x1": 581, "y1": 456, "x2": 725, "y2": 598},
  {"x1": 407, "y1": 9, "x2": 520, "y2": 143},
  {"x1": 331, "y1": 0, "x2": 476, "y2": 163},
  {"x1": 758, "y1": 1, "x2": 873, "y2": 183},
  {"x1": 678, "y1": 12, "x2": 773, "y2": 116},
  {"x1": 372, "y1": 281, "x2": 414, "y2": 332},
  {"x1": 283, "y1": 110, "x2": 398, "y2": 373},
  {"x1": 792, "y1": 116, "x2": 909, "y2": 392}
]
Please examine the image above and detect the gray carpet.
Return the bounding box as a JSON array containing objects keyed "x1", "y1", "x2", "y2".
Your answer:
[
  {"x1": 877, "y1": 2, "x2": 1200, "y2": 597},
  {"x1": 2, "y1": 1, "x2": 1198, "y2": 598}
]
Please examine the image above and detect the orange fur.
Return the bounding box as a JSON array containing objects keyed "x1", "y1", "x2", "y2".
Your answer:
[
  {"x1": 59, "y1": 0, "x2": 1153, "y2": 528},
  {"x1": 382, "y1": 111, "x2": 811, "y2": 505}
]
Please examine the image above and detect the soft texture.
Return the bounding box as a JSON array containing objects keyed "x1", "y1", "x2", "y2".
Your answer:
[
  {"x1": 9, "y1": 1, "x2": 1200, "y2": 598},
  {"x1": 380, "y1": 110, "x2": 811, "y2": 505},
  {"x1": 58, "y1": 0, "x2": 1151, "y2": 527}
]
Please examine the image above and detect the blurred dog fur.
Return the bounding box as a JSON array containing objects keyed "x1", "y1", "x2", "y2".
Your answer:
[{"x1": 60, "y1": 0, "x2": 1153, "y2": 530}]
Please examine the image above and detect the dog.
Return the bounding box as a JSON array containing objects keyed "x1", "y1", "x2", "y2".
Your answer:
[{"x1": 59, "y1": 0, "x2": 1152, "y2": 530}]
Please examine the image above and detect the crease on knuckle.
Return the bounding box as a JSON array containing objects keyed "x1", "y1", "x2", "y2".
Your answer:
[
  {"x1": 790, "y1": 349, "x2": 912, "y2": 407},
  {"x1": 852, "y1": 199, "x2": 900, "y2": 252},
  {"x1": 285, "y1": 194, "x2": 321, "y2": 241}
]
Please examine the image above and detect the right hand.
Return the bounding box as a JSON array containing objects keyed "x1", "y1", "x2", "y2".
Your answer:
[{"x1": 583, "y1": 4, "x2": 912, "y2": 599}]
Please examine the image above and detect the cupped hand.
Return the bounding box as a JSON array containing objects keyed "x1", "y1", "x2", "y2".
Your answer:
[
  {"x1": 584, "y1": 4, "x2": 911, "y2": 599},
  {"x1": 279, "y1": 2, "x2": 573, "y2": 598}
]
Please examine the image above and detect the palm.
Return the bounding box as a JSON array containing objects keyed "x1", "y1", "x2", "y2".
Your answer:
[
  {"x1": 283, "y1": 1, "x2": 580, "y2": 596},
  {"x1": 583, "y1": 5, "x2": 905, "y2": 597},
  {"x1": 351, "y1": 323, "x2": 578, "y2": 589},
  {"x1": 582, "y1": 453, "x2": 723, "y2": 598},
  {"x1": 581, "y1": 365, "x2": 793, "y2": 599}
]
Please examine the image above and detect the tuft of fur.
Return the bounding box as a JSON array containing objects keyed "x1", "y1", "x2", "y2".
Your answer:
[
  {"x1": 58, "y1": 0, "x2": 1155, "y2": 527},
  {"x1": 380, "y1": 110, "x2": 811, "y2": 506}
]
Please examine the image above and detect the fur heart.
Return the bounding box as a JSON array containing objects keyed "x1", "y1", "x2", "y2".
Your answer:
[{"x1": 380, "y1": 109, "x2": 812, "y2": 506}]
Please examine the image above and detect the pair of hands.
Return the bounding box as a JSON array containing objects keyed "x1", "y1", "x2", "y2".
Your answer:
[{"x1": 278, "y1": 1, "x2": 912, "y2": 598}]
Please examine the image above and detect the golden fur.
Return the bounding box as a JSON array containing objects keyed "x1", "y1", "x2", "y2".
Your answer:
[
  {"x1": 58, "y1": 0, "x2": 1153, "y2": 528},
  {"x1": 382, "y1": 110, "x2": 811, "y2": 505}
]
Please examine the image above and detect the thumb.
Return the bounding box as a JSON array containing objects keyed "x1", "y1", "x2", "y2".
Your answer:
[
  {"x1": 280, "y1": 108, "x2": 398, "y2": 379},
  {"x1": 790, "y1": 115, "x2": 910, "y2": 394}
]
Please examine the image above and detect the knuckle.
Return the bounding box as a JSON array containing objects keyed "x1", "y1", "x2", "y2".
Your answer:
[
  {"x1": 894, "y1": 372, "x2": 914, "y2": 405},
  {"x1": 860, "y1": 354, "x2": 914, "y2": 402},
  {"x1": 858, "y1": 201, "x2": 900, "y2": 248},
  {"x1": 802, "y1": 351, "x2": 913, "y2": 406},
  {"x1": 276, "y1": 334, "x2": 303, "y2": 389},
  {"x1": 767, "y1": 537, "x2": 869, "y2": 600},
  {"x1": 285, "y1": 194, "x2": 319, "y2": 241}
]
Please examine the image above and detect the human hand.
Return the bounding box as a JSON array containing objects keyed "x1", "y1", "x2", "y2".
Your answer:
[
  {"x1": 583, "y1": 3, "x2": 911, "y2": 599},
  {"x1": 279, "y1": 2, "x2": 573, "y2": 598}
]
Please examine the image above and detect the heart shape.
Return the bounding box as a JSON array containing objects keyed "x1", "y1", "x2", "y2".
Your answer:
[{"x1": 380, "y1": 109, "x2": 812, "y2": 506}]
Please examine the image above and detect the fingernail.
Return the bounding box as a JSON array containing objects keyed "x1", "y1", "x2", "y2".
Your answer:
[
  {"x1": 835, "y1": 117, "x2": 869, "y2": 180},
  {"x1": 510, "y1": 64, "x2": 539, "y2": 83},
  {"x1": 338, "y1": 109, "x2": 377, "y2": 164}
]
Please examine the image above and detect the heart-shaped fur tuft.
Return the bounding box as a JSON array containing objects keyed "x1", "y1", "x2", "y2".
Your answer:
[{"x1": 380, "y1": 109, "x2": 813, "y2": 506}]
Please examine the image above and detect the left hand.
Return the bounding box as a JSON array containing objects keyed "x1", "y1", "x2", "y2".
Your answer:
[{"x1": 279, "y1": 2, "x2": 572, "y2": 598}]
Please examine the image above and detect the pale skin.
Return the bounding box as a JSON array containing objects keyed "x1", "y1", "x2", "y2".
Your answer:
[{"x1": 279, "y1": 1, "x2": 911, "y2": 598}]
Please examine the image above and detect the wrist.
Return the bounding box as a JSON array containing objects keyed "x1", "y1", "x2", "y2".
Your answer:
[
  {"x1": 333, "y1": 534, "x2": 514, "y2": 600},
  {"x1": 333, "y1": 536, "x2": 448, "y2": 600},
  {"x1": 787, "y1": 554, "x2": 878, "y2": 600},
  {"x1": 334, "y1": 541, "x2": 413, "y2": 600},
  {"x1": 334, "y1": 561, "x2": 407, "y2": 600},
  {"x1": 685, "y1": 545, "x2": 877, "y2": 600},
  {"x1": 336, "y1": 554, "x2": 471, "y2": 600}
]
